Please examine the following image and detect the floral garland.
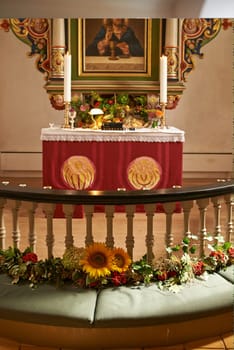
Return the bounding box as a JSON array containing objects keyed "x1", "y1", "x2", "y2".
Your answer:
[{"x1": 0, "y1": 235, "x2": 233, "y2": 292}]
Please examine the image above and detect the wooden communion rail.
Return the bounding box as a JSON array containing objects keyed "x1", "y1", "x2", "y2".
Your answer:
[{"x1": 0, "y1": 180, "x2": 233, "y2": 348}]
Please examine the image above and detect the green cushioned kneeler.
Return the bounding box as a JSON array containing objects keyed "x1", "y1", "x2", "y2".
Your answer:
[
  {"x1": 0, "y1": 272, "x2": 232, "y2": 329},
  {"x1": 94, "y1": 273, "x2": 233, "y2": 327},
  {"x1": 0, "y1": 274, "x2": 97, "y2": 327},
  {"x1": 218, "y1": 265, "x2": 234, "y2": 284}
]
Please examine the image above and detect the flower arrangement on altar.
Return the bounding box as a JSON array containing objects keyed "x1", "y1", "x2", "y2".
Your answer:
[
  {"x1": 70, "y1": 92, "x2": 164, "y2": 129},
  {"x1": 0, "y1": 234, "x2": 233, "y2": 292}
]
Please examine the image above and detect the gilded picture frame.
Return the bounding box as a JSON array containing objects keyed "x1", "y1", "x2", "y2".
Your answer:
[{"x1": 78, "y1": 18, "x2": 152, "y2": 77}]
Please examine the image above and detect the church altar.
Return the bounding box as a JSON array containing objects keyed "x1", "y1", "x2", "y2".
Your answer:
[
  {"x1": 41, "y1": 126, "x2": 184, "y2": 143},
  {"x1": 41, "y1": 126, "x2": 185, "y2": 215}
]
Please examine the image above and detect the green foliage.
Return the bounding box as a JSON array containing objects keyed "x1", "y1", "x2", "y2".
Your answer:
[
  {"x1": 116, "y1": 93, "x2": 129, "y2": 105},
  {"x1": 134, "y1": 95, "x2": 147, "y2": 106},
  {"x1": 132, "y1": 255, "x2": 154, "y2": 285},
  {"x1": 0, "y1": 234, "x2": 233, "y2": 292}
]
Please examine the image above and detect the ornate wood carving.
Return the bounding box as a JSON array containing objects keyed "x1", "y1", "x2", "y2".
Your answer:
[{"x1": 1, "y1": 18, "x2": 231, "y2": 111}]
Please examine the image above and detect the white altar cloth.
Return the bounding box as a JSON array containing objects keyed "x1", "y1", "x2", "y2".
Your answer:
[{"x1": 40, "y1": 126, "x2": 185, "y2": 143}]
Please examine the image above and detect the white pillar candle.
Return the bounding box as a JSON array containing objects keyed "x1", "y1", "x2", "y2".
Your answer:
[
  {"x1": 160, "y1": 55, "x2": 168, "y2": 104},
  {"x1": 64, "y1": 52, "x2": 71, "y2": 102},
  {"x1": 165, "y1": 19, "x2": 178, "y2": 47}
]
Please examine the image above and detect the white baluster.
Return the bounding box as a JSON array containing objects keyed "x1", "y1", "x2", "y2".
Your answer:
[
  {"x1": 125, "y1": 205, "x2": 135, "y2": 259},
  {"x1": 144, "y1": 203, "x2": 156, "y2": 264},
  {"x1": 8, "y1": 200, "x2": 21, "y2": 249},
  {"x1": 63, "y1": 204, "x2": 74, "y2": 248},
  {"x1": 24, "y1": 202, "x2": 38, "y2": 252},
  {"x1": 84, "y1": 205, "x2": 94, "y2": 246},
  {"x1": 181, "y1": 200, "x2": 194, "y2": 236},
  {"x1": 0, "y1": 198, "x2": 6, "y2": 250},
  {"x1": 224, "y1": 193, "x2": 234, "y2": 242},
  {"x1": 211, "y1": 196, "x2": 222, "y2": 240},
  {"x1": 163, "y1": 202, "x2": 176, "y2": 251},
  {"x1": 196, "y1": 198, "x2": 210, "y2": 256},
  {"x1": 43, "y1": 204, "x2": 55, "y2": 259},
  {"x1": 105, "y1": 205, "x2": 115, "y2": 248}
]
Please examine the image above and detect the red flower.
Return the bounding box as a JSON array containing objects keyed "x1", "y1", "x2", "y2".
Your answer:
[
  {"x1": 22, "y1": 252, "x2": 38, "y2": 263},
  {"x1": 88, "y1": 281, "x2": 100, "y2": 288},
  {"x1": 75, "y1": 278, "x2": 86, "y2": 288},
  {"x1": 111, "y1": 271, "x2": 127, "y2": 286},
  {"x1": 157, "y1": 271, "x2": 168, "y2": 281},
  {"x1": 228, "y1": 247, "x2": 234, "y2": 259},
  {"x1": 94, "y1": 101, "x2": 100, "y2": 108},
  {"x1": 80, "y1": 104, "x2": 89, "y2": 112},
  {"x1": 193, "y1": 261, "x2": 205, "y2": 276},
  {"x1": 167, "y1": 270, "x2": 177, "y2": 278},
  {"x1": 209, "y1": 250, "x2": 226, "y2": 263}
]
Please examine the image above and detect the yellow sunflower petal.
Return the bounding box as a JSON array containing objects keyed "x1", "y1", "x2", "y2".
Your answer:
[
  {"x1": 80, "y1": 242, "x2": 114, "y2": 279},
  {"x1": 112, "y1": 247, "x2": 131, "y2": 273}
]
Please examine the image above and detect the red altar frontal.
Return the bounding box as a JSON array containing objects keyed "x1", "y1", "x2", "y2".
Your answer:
[{"x1": 41, "y1": 127, "x2": 185, "y2": 216}]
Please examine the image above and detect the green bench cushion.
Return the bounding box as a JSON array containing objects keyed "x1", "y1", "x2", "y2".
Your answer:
[
  {"x1": 218, "y1": 265, "x2": 234, "y2": 284},
  {"x1": 0, "y1": 274, "x2": 97, "y2": 327},
  {"x1": 94, "y1": 273, "x2": 233, "y2": 327},
  {"x1": 0, "y1": 272, "x2": 232, "y2": 329}
]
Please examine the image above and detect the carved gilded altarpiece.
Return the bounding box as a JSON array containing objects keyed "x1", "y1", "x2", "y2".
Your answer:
[{"x1": 0, "y1": 18, "x2": 231, "y2": 113}]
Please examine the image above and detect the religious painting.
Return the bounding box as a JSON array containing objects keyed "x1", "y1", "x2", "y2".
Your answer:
[{"x1": 78, "y1": 19, "x2": 151, "y2": 77}]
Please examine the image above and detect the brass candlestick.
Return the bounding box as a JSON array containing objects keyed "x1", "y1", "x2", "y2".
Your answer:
[
  {"x1": 63, "y1": 101, "x2": 71, "y2": 128},
  {"x1": 160, "y1": 102, "x2": 167, "y2": 128}
]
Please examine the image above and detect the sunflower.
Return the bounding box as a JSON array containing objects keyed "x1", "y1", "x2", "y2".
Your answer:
[
  {"x1": 80, "y1": 243, "x2": 114, "y2": 279},
  {"x1": 111, "y1": 247, "x2": 132, "y2": 273}
]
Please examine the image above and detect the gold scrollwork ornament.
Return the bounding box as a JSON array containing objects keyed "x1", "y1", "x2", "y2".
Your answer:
[
  {"x1": 164, "y1": 47, "x2": 179, "y2": 80},
  {"x1": 51, "y1": 47, "x2": 65, "y2": 77}
]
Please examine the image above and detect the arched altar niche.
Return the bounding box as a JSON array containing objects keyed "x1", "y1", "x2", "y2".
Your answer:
[{"x1": 2, "y1": 18, "x2": 228, "y2": 113}]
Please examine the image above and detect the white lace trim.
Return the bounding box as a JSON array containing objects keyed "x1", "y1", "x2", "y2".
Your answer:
[{"x1": 40, "y1": 127, "x2": 185, "y2": 143}]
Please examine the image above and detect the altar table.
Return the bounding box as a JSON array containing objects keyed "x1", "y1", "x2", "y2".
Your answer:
[{"x1": 41, "y1": 127, "x2": 185, "y2": 215}]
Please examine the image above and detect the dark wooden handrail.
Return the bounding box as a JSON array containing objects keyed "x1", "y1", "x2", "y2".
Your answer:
[{"x1": 0, "y1": 181, "x2": 233, "y2": 205}]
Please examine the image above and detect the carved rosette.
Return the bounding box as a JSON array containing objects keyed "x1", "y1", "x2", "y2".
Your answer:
[
  {"x1": 167, "y1": 95, "x2": 180, "y2": 110},
  {"x1": 49, "y1": 94, "x2": 65, "y2": 110},
  {"x1": 0, "y1": 19, "x2": 10, "y2": 31}
]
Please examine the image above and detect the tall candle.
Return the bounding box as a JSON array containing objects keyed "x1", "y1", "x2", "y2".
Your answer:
[
  {"x1": 64, "y1": 52, "x2": 71, "y2": 102},
  {"x1": 160, "y1": 55, "x2": 167, "y2": 104}
]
